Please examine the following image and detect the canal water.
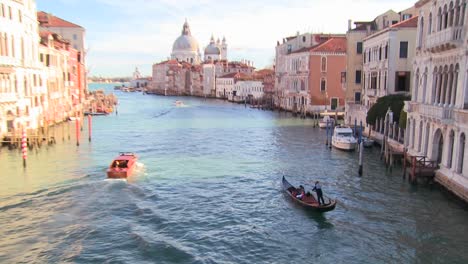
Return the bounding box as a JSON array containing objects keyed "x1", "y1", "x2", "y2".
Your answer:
[{"x1": 1, "y1": 83, "x2": 468, "y2": 263}]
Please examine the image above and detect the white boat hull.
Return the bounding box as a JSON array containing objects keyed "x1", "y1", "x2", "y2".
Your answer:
[{"x1": 332, "y1": 139, "x2": 357, "y2": 151}]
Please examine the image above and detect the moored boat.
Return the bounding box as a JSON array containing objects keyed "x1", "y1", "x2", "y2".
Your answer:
[
  {"x1": 107, "y1": 152, "x2": 138, "y2": 179},
  {"x1": 282, "y1": 176, "x2": 337, "y2": 212},
  {"x1": 332, "y1": 126, "x2": 357, "y2": 151}
]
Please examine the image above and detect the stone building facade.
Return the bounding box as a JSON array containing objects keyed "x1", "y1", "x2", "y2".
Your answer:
[{"x1": 406, "y1": 0, "x2": 468, "y2": 202}]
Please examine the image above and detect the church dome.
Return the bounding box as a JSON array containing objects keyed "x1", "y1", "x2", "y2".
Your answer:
[
  {"x1": 172, "y1": 21, "x2": 199, "y2": 53},
  {"x1": 173, "y1": 35, "x2": 199, "y2": 52},
  {"x1": 205, "y1": 44, "x2": 220, "y2": 55}
]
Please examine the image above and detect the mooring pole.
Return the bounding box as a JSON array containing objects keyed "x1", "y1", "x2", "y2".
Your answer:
[
  {"x1": 325, "y1": 119, "x2": 329, "y2": 146},
  {"x1": 359, "y1": 141, "x2": 363, "y2": 176},
  {"x1": 75, "y1": 116, "x2": 80, "y2": 146},
  {"x1": 88, "y1": 114, "x2": 92, "y2": 142},
  {"x1": 21, "y1": 127, "x2": 27, "y2": 168}
]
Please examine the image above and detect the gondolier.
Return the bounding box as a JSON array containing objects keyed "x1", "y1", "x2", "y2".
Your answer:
[
  {"x1": 313, "y1": 181, "x2": 325, "y2": 206},
  {"x1": 282, "y1": 176, "x2": 336, "y2": 212}
]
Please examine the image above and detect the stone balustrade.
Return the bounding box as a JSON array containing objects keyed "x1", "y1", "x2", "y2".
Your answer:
[
  {"x1": 453, "y1": 109, "x2": 468, "y2": 124},
  {"x1": 426, "y1": 26, "x2": 464, "y2": 51},
  {"x1": 366, "y1": 89, "x2": 377, "y2": 97},
  {"x1": 419, "y1": 103, "x2": 453, "y2": 120},
  {"x1": 0, "y1": 93, "x2": 18, "y2": 103}
]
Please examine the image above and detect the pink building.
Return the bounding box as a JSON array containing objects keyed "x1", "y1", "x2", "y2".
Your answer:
[{"x1": 309, "y1": 37, "x2": 347, "y2": 111}]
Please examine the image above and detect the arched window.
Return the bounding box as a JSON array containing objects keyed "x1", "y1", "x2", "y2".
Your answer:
[
  {"x1": 448, "y1": 130, "x2": 455, "y2": 168},
  {"x1": 422, "y1": 68, "x2": 428, "y2": 103},
  {"x1": 429, "y1": 13, "x2": 433, "y2": 34},
  {"x1": 432, "y1": 129, "x2": 444, "y2": 164},
  {"x1": 418, "y1": 121, "x2": 423, "y2": 152},
  {"x1": 438, "y1": 7, "x2": 443, "y2": 30},
  {"x1": 424, "y1": 122, "x2": 430, "y2": 156},
  {"x1": 457, "y1": 133, "x2": 466, "y2": 173},
  {"x1": 461, "y1": 0, "x2": 467, "y2": 25},
  {"x1": 443, "y1": 5, "x2": 449, "y2": 28},
  {"x1": 452, "y1": 64, "x2": 459, "y2": 106},
  {"x1": 450, "y1": 2, "x2": 455, "y2": 26},
  {"x1": 320, "y1": 78, "x2": 326, "y2": 91},
  {"x1": 418, "y1": 17, "x2": 424, "y2": 48},
  {"x1": 321, "y1": 57, "x2": 327, "y2": 72},
  {"x1": 414, "y1": 68, "x2": 420, "y2": 101}
]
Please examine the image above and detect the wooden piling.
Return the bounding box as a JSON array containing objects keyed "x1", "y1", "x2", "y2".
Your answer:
[{"x1": 359, "y1": 141, "x2": 364, "y2": 176}]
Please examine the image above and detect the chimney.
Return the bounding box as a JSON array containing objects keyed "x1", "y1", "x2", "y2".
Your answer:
[{"x1": 348, "y1": 19, "x2": 352, "y2": 31}]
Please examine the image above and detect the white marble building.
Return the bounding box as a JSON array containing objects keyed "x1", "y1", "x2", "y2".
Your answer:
[
  {"x1": 216, "y1": 74, "x2": 235, "y2": 99},
  {"x1": 233, "y1": 81, "x2": 264, "y2": 102},
  {"x1": 0, "y1": 0, "x2": 46, "y2": 138},
  {"x1": 406, "y1": 0, "x2": 468, "y2": 202}
]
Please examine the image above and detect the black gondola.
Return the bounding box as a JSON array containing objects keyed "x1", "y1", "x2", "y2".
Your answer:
[{"x1": 282, "y1": 176, "x2": 337, "y2": 212}]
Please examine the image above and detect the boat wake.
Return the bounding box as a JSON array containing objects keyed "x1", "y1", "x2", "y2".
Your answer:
[
  {"x1": 104, "y1": 178, "x2": 127, "y2": 183},
  {"x1": 134, "y1": 162, "x2": 146, "y2": 175},
  {"x1": 153, "y1": 109, "x2": 172, "y2": 118}
]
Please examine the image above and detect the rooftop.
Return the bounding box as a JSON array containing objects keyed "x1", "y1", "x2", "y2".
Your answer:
[{"x1": 37, "y1": 11, "x2": 83, "y2": 28}]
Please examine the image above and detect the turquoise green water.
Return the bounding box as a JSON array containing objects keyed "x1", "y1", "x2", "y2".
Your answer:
[{"x1": 0, "y1": 83, "x2": 467, "y2": 263}]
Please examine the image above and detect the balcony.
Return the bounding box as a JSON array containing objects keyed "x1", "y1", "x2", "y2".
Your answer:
[
  {"x1": 405, "y1": 101, "x2": 419, "y2": 113},
  {"x1": 419, "y1": 104, "x2": 453, "y2": 120},
  {"x1": 366, "y1": 89, "x2": 377, "y2": 97},
  {"x1": 426, "y1": 26, "x2": 464, "y2": 52},
  {"x1": 453, "y1": 109, "x2": 468, "y2": 124},
  {"x1": 0, "y1": 93, "x2": 17, "y2": 103}
]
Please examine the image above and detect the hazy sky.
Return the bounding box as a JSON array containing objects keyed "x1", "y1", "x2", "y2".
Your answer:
[{"x1": 37, "y1": 0, "x2": 416, "y2": 77}]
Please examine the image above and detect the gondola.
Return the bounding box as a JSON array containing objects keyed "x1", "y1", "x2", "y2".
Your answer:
[{"x1": 282, "y1": 176, "x2": 337, "y2": 212}]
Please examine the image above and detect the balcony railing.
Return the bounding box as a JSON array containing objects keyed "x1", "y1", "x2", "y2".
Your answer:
[
  {"x1": 426, "y1": 26, "x2": 464, "y2": 51},
  {"x1": 453, "y1": 109, "x2": 468, "y2": 124},
  {"x1": 419, "y1": 104, "x2": 453, "y2": 120},
  {"x1": 366, "y1": 89, "x2": 377, "y2": 97},
  {"x1": 0, "y1": 93, "x2": 17, "y2": 103}
]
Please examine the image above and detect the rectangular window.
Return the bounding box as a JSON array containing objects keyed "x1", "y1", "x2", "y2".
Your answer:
[
  {"x1": 371, "y1": 73, "x2": 377, "y2": 89},
  {"x1": 385, "y1": 45, "x2": 388, "y2": 59},
  {"x1": 395, "y1": 71, "x2": 410, "y2": 92},
  {"x1": 399, "y1": 41, "x2": 408, "y2": 58},
  {"x1": 73, "y1": 34, "x2": 77, "y2": 40},
  {"x1": 355, "y1": 70, "x2": 362, "y2": 84},
  {"x1": 354, "y1": 92, "x2": 361, "y2": 103},
  {"x1": 331, "y1": 98, "x2": 338, "y2": 110},
  {"x1": 356, "y1": 42, "x2": 363, "y2": 54},
  {"x1": 18, "y1": 10, "x2": 21, "y2": 22},
  {"x1": 392, "y1": 20, "x2": 399, "y2": 25},
  {"x1": 8, "y1": 6, "x2": 12, "y2": 19}
]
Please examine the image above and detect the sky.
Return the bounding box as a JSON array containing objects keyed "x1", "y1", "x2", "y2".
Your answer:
[{"x1": 37, "y1": 0, "x2": 416, "y2": 77}]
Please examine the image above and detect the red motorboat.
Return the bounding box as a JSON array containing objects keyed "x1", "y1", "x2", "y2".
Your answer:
[{"x1": 106, "y1": 152, "x2": 138, "y2": 179}]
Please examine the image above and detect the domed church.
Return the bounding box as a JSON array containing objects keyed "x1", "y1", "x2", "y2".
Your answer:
[
  {"x1": 204, "y1": 35, "x2": 227, "y2": 61},
  {"x1": 171, "y1": 20, "x2": 202, "y2": 64},
  {"x1": 171, "y1": 20, "x2": 228, "y2": 65}
]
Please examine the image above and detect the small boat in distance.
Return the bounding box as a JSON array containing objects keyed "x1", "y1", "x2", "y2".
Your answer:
[
  {"x1": 332, "y1": 126, "x2": 357, "y2": 151},
  {"x1": 282, "y1": 176, "x2": 336, "y2": 212},
  {"x1": 319, "y1": 116, "x2": 335, "y2": 129},
  {"x1": 174, "y1": 100, "x2": 185, "y2": 107},
  {"x1": 107, "y1": 152, "x2": 138, "y2": 179}
]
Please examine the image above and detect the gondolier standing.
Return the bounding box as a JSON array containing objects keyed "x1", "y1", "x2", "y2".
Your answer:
[{"x1": 313, "y1": 181, "x2": 325, "y2": 206}]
